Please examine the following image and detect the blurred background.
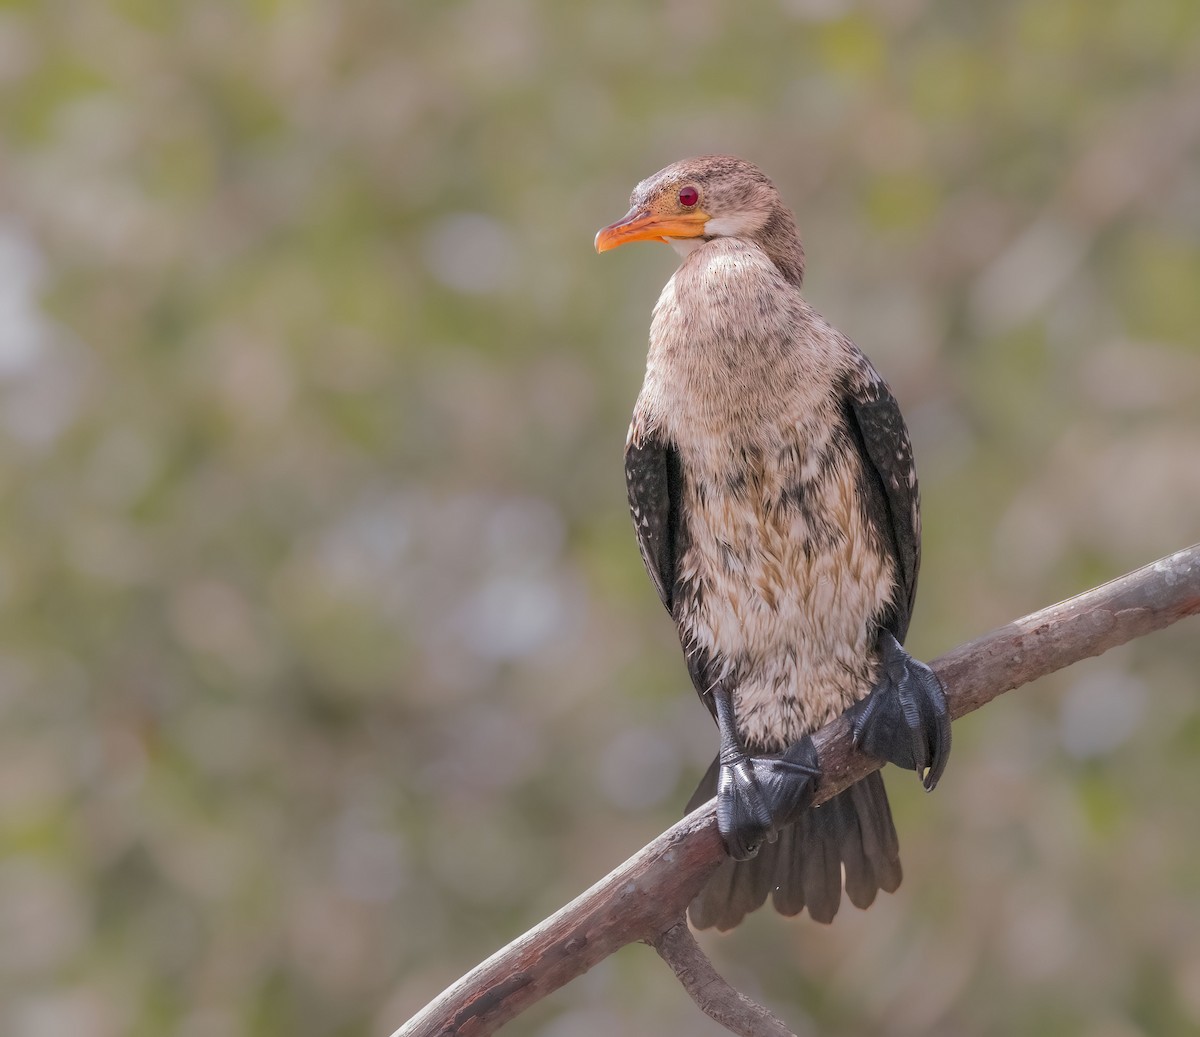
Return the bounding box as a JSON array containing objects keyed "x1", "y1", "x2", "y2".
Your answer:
[{"x1": 1, "y1": 1, "x2": 1199, "y2": 1034}]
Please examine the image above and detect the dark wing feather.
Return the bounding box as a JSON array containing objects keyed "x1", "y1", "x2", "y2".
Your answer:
[
  {"x1": 624, "y1": 427, "x2": 683, "y2": 614},
  {"x1": 627, "y1": 425, "x2": 721, "y2": 721},
  {"x1": 842, "y1": 362, "x2": 921, "y2": 643}
]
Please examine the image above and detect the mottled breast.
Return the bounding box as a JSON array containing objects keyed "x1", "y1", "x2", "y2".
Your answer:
[{"x1": 638, "y1": 239, "x2": 895, "y2": 748}]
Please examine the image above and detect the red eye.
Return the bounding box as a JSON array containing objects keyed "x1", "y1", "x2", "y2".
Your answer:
[{"x1": 678, "y1": 186, "x2": 699, "y2": 207}]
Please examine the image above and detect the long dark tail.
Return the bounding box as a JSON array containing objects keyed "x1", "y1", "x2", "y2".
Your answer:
[{"x1": 685, "y1": 759, "x2": 902, "y2": 931}]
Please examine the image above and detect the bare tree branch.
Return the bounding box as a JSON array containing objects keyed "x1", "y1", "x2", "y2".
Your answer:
[
  {"x1": 651, "y1": 918, "x2": 807, "y2": 1037},
  {"x1": 393, "y1": 544, "x2": 1200, "y2": 1037}
]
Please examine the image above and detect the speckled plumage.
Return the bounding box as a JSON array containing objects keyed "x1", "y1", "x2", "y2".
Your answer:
[
  {"x1": 607, "y1": 156, "x2": 930, "y2": 930},
  {"x1": 630, "y1": 236, "x2": 911, "y2": 750}
]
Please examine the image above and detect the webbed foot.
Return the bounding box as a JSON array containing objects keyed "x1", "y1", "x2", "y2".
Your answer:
[
  {"x1": 849, "y1": 630, "x2": 951, "y2": 791},
  {"x1": 717, "y1": 736, "x2": 820, "y2": 861}
]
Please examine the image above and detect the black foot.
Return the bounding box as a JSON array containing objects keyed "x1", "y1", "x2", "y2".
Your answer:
[
  {"x1": 717, "y1": 736, "x2": 820, "y2": 860},
  {"x1": 849, "y1": 630, "x2": 951, "y2": 791}
]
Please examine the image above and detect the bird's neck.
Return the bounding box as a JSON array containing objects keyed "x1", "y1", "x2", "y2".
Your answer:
[
  {"x1": 639, "y1": 239, "x2": 840, "y2": 443},
  {"x1": 757, "y1": 209, "x2": 806, "y2": 288}
]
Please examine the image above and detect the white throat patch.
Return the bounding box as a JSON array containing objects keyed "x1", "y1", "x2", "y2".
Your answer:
[
  {"x1": 666, "y1": 237, "x2": 707, "y2": 257},
  {"x1": 667, "y1": 213, "x2": 762, "y2": 258},
  {"x1": 703, "y1": 214, "x2": 760, "y2": 238}
]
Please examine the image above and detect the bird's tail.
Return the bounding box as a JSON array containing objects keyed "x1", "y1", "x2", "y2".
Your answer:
[{"x1": 685, "y1": 758, "x2": 902, "y2": 931}]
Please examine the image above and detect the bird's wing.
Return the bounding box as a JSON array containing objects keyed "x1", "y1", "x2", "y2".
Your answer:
[
  {"x1": 842, "y1": 361, "x2": 921, "y2": 643},
  {"x1": 624, "y1": 424, "x2": 684, "y2": 614}
]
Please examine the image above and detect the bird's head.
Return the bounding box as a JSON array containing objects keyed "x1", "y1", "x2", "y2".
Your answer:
[{"x1": 595, "y1": 155, "x2": 804, "y2": 286}]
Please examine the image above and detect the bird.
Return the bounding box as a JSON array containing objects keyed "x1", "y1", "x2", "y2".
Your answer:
[{"x1": 595, "y1": 156, "x2": 951, "y2": 931}]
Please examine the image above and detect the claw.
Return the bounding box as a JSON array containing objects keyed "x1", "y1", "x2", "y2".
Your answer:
[
  {"x1": 717, "y1": 736, "x2": 820, "y2": 860},
  {"x1": 850, "y1": 631, "x2": 951, "y2": 790},
  {"x1": 717, "y1": 757, "x2": 772, "y2": 859}
]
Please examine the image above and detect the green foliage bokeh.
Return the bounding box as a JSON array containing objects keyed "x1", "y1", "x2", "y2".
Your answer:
[{"x1": 1, "y1": 1, "x2": 1199, "y2": 1034}]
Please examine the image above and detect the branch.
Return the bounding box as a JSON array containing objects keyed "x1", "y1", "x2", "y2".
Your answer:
[
  {"x1": 394, "y1": 544, "x2": 1200, "y2": 1037},
  {"x1": 650, "y1": 918, "x2": 808, "y2": 1037}
]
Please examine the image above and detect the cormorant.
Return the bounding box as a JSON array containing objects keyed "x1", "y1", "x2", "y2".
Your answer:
[{"x1": 596, "y1": 156, "x2": 951, "y2": 931}]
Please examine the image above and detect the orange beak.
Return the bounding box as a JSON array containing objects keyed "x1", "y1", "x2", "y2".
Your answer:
[{"x1": 594, "y1": 206, "x2": 710, "y2": 252}]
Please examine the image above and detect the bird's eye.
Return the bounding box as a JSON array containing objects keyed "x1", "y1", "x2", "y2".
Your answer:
[{"x1": 678, "y1": 186, "x2": 699, "y2": 207}]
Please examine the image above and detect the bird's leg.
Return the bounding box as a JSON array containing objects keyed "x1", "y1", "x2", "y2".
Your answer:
[
  {"x1": 848, "y1": 630, "x2": 952, "y2": 791},
  {"x1": 712, "y1": 683, "x2": 820, "y2": 861}
]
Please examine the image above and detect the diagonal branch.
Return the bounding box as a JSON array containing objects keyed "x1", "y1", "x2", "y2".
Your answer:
[{"x1": 394, "y1": 544, "x2": 1200, "y2": 1037}]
